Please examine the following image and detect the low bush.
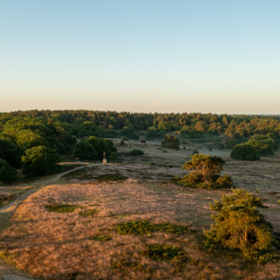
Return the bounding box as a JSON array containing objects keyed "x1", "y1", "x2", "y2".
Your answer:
[
  {"x1": 141, "y1": 244, "x2": 188, "y2": 269},
  {"x1": 116, "y1": 220, "x2": 191, "y2": 235},
  {"x1": 45, "y1": 204, "x2": 79, "y2": 213},
  {"x1": 230, "y1": 144, "x2": 260, "y2": 161},
  {"x1": 89, "y1": 235, "x2": 111, "y2": 241},
  {"x1": 108, "y1": 151, "x2": 118, "y2": 161},
  {"x1": 162, "y1": 135, "x2": 179, "y2": 149},
  {"x1": 129, "y1": 149, "x2": 144, "y2": 156}
]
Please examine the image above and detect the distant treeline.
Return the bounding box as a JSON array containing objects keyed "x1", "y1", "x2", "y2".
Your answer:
[{"x1": 1, "y1": 110, "x2": 280, "y2": 139}]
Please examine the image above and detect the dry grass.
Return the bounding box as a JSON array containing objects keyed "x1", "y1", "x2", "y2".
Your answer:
[{"x1": 0, "y1": 139, "x2": 280, "y2": 279}]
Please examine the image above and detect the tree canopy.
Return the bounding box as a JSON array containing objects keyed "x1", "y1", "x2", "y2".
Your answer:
[
  {"x1": 175, "y1": 154, "x2": 233, "y2": 189},
  {"x1": 204, "y1": 189, "x2": 279, "y2": 262},
  {"x1": 22, "y1": 146, "x2": 61, "y2": 176}
]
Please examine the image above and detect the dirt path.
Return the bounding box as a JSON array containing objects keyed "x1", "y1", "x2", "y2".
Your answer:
[{"x1": 0, "y1": 163, "x2": 99, "y2": 280}]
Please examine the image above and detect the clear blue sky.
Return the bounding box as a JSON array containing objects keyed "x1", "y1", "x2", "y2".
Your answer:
[{"x1": 1, "y1": 0, "x2": 279, "y2": 114}]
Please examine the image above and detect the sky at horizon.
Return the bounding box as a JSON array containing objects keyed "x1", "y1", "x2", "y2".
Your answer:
[{"x1": 1, "y1": 0, "x2": 280, "y2": 114}]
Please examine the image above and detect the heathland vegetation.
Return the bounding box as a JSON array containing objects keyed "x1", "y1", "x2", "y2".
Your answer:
[{"x1": 0, "y1": 110, "x2": 280, "y2": 279}]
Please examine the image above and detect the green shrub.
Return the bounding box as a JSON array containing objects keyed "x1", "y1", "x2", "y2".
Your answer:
[
  {"x1": 74, "y1": 136, "x2": 117, "y2": 160},
  {"x1": 247, "y1": 139, "x2": 275, "y2": 156},
  {"x1": 108, "y1": 151, "x2": 118, "y2": 161},
  {"x1": 0, "y1": 158, "x2": 17, "y2": 183},
  {"x1": 230, "y1": 144, "x2": 260, "y2": 161},
  {"x1": 145, "y1": 127, "x2": 165, "y2": 140},
  {"x1": 129, "y1": 149, "x2": 144, "y2": 156},
  {"x1": 22, "y1": 146, "x2": 61, "y2": 176},
  {"x1": 225, "y1": 139, "x2": 241, "y2": 149},
  {"x1": 89, "y1": 235, "x2": 111, "y2": 241},
  {"x1": 116, "y1": 220, "x2": 191, "y2": 235},
  {"x1": 204, "y1": 189, "x2": 279, "y2": 263},
  {"x1": 141, "y1": 244, "x2": 188, "y2": 269},
  {"x1": 46, "y1": 204, "x2": 79, "y2": 213},
  {"x1": 162, "y1": 135, "x2": 179, "y2": 149}
]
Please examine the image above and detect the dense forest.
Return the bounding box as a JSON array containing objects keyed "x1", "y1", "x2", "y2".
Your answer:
[{"x1": 0, "y1": 110, "x2": 280, "y2": 181}]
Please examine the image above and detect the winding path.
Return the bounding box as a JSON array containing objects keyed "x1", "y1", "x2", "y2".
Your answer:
[{"x1": 0, "y1": 163, "x2": 97, "y2": 214}]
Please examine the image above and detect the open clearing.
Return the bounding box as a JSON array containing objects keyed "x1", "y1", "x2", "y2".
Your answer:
[{"x1": 0, "y1": 139, "x2": 280, "y2": 279}]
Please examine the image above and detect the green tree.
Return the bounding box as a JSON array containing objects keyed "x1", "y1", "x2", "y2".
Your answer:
[
  {"x1": 0, "y1": 139, "x2": 22, "y2": 168},
  {"x1": 175, "y1": 154, "x2": 233, "y2": 189},
  {"x1": 162, "y1": 135, "x2": 179, "y2": 149},
  {"x1": 0, "y1": 158, "x2": 17, "y2": 183},
  {"x1": 157, "y1": 121, "x2": 168, "y2": 130},
  {"x1": 204, "y1": 189, "x2": 278, "y2": 262},
  {"x1": 230, "y1": 144, "x2": 260, "y2": 161},
  {"x1": 22, "y1": 146, "x2": 61, "y2": 176},
  {"x1": 74, "y1": 137, "x2": 117, "y2": 160},
  {"x1": 195, "y1": 121, "x2": 208, "y2": 133}
]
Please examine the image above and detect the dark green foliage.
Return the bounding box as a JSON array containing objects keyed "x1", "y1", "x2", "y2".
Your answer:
[
  {"x1": 162, "y1": 135, "x2": 179, "y2": 149},
  {"x1": 95, "y1": 174, "x2": 128, "y2": 182},
  {"x1": 141, "y1": 244, "x2": 188, "y2": 268},
  {"x1": 180, "y1": 125, "x2": 204, "y2": 138},
  {"x1": 0, "y1": 139, "x2": 22, "y2": 168},
  {"x1": 89, "y1": 235, "x2": 111, "y2": 241},
  {"x1": 120, "y1": 140, "x2": 125, "y2": 145},
  {"x1": 204, "y1": 189, "x2": 279, "y2": 263},
  {"x1": 129, "y1": 149, "x2": 144, "y2": 156},
  {"x1": 225, "y1": 139, "x2": 241, "y2": 149},
  {"x1": 0, "y1": 158, "x2": 17, "y2": 183},
  {"x1": 46, "y1": 204, "x2": 79, "y2": 213},
  {"x1": 247, "y1": 139, "x2": 275, "y2": 156},
  {"x1": 230, "y1": 144, "x2": 260, "y2": 161},
  {"x1": 175, "y1": 154, "x2": 233, "y2": 189},
  {"x1": 79, "y1": 209, "x2": 99, "y2": 217},
  {"x1": 74, "y1": 136, "x2": 117, "y2": 160},
  {"x1": 74, "y1": 139, "x2": 98, "y2": 160},
  {"x1": 116, "y1": 221, "x2": 191, "y2": 235},
  {"x1": 108, "y1": 151, "x2": 118, "y2": 161},
  {"x1": 22, "y1": 146, "x2": 61, "y2": 176},
  {"x1": 145, "y1": 127, "x2": 165, "y2": 140},
  {"x1": 120, "y1": 127, "x2": 139, "y2": 140}
]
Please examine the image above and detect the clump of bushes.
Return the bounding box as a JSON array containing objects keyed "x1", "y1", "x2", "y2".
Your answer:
[
  {"x1": 74, "y1": 136, "x2": 117, "y2": 160},
  {"x1": 174, "y1": 154, "x2": 233, "y2": 189},
  {"x1": 89, "y1": 235, "x2": 111, "y2": 241},
  {"x1": 162, "y1": 135, "x2": 179, "y2": 149},
  {"x1": 45, "y1": 204, "x2": 79, "y2": 213},
  {"x1": 108, "y1": 151, "x2": 118, "y2": 161},
  {"x1": 129, "y1": 149, "x2": 144, "y2": 156},
  {"x1": 230, "y1": 144, "x2": 260, "y2": 161},
  {"x1": 116, "y1": 220, "x2": 191, "y2": 235},
  {"x1": 22, "y1": 146, "x2": 61, "y2": 176},
  {"x1": 141, "y1": 244, "x2": 188, "y2": 269},
  {"x1": 225, "y1": 139, "x2": 241, "y2": 149},
  {"x1": 145, "y1": 127, "x2": 165, "y2": 140},
  {"x1": 120, "y1": 127, "x2": 139, "y2": 140},
  {"x1": 204, "y1": 189, "x2": 279, "y2": 263},
  {"x1": 0, "y1": 158, "x2": 17, "y2": 183}
]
